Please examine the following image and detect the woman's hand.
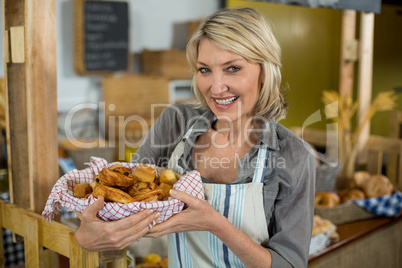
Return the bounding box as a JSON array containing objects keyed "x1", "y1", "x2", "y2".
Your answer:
[
  {"x1": 145, "y1": 189, "x2": 221, "y2": 238},
  {"x1": 75, "y1": 195, "x2": 160, "y2": 251}
]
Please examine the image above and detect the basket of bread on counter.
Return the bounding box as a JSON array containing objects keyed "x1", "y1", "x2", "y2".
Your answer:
[
  {"x1": 314, "y1": 171, "x2": 401, "y2": 225},
  {"x1": 42, "y1": 157, "x2": 204, "y2": 222},
  {"x1": 309, "y1": 214, "x2": 339, "y2": 256}
]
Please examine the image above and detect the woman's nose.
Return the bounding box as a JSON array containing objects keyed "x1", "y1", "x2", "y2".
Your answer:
[{"x1": 210, "y1": 73, "x2": 228, "y2": 95}]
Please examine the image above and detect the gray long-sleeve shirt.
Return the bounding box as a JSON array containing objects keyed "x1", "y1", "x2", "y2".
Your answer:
[{"x1": 131, "y1": 104, "x2": 316, "y2": 267}]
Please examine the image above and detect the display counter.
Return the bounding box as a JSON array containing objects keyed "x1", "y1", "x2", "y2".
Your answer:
[{"x1": 308, "y1": 213, "x2": 402, "y2": 267}]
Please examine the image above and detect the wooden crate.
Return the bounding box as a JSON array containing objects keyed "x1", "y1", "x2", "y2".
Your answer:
[
  {"x1": 142, "y1": 49, "x2": 191, "y2": 80},
  {"x1": 187, "y1": 20, "x2": 202, "y2": 41},
  {"x1": 102, "y1": 74, "x2": 170, "y2": 118},
  {"x1": 102, "y1": 75, "x2": 170, "y2": 160},
  {"x1": 314, "y1": 203, "x2": 378, "y2": 225}
]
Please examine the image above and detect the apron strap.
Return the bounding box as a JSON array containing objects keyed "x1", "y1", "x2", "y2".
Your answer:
[
  {"x1": 168, "y1": 123, "x2": 270, "y2": 184},
  {"x1": 167, "y1": 124, "x2": 195, "y2": 173},
  {"x1": 252, "y1": 143, "x2": 269, "y2": 184}
]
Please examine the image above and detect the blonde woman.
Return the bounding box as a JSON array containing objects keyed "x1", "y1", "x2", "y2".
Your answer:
[{"x1": 76, "y1": 7, "x2": 315, "y2": 268}]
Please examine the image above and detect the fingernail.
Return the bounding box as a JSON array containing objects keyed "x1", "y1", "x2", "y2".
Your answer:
[
  {"x1": 152, "y1": 220, "x2": 156, "y2": 226},
  {"x1": 146, "y1": 209, "x2": 154, "y2": 215},
  {"x1": 169, "y1": 189, "x2": 176, "y2": 196},
  {"x1": 154, "y1": 212, "x2": 160, "y2": 219}
]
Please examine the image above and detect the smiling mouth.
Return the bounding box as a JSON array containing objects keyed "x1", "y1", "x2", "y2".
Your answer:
[{"x1": 214, "y1": 96, "x2": 239, "y2": 105}]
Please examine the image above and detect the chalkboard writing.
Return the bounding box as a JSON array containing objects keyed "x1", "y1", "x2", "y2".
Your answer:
[{"x1": 83, "y1": 1, "x2": 129, "y2": 72}]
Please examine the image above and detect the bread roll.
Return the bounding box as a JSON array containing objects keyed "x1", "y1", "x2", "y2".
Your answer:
[
  {"x1": 353, "y1": 171, "x2": 371, "y2": 189},
  {"x1": 363, "y1": 174, "x2": 393, "y2": 198},
  {"x1": 339, "y1": 189, "x2": 365, "y2": 203},
  {"x1": 312, "y1": 215, "x2": 335, "y2": 236},
  {"x1": 159, "y1": 169, "x2": 179, "y2": 185},
  {"x1": 133, "y1": 164, "x2": 156, "y2": 182},
  {"x1": 74, "y1": 183, "x2": 93, "y2": 198},
  {"x1": 158, "y1": 183, "x2": 173, "y2": 199},
  {"x1": 314, "y1": 192, "x2": 340, "y2": 208}
]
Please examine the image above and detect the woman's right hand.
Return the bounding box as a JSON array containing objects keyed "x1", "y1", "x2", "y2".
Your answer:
[{"x1": 75, "y1": 195, "x2": 160, "y2": 251}]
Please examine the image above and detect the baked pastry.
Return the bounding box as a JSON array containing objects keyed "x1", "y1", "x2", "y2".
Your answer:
[
  {"x1": 130, "y1": 189, "x2": 164, "y2": 202},
  {"x1": 159, "y1": 169, "x2": 179, "y2": 185},
  {"x1": 133, "y1": 164, "x2": 156, "y2": 182},
  {"x1": 89, "y1": 165, "x2": 178, "y2": 203},
  {"x1": 339, "y1": 189, "x2": 366, "y2": 203},
  {"x1": 363, "y1": 174, "x2": 393, "y2": 198},
  {"x1": 74, "y1": 183, "x2": 93, "y2": 198},
  {"x1": 329, "y1": 231, "x2": 340, "y2": 243},
  {"x1": 353, "y1": 171, "x2": 371, "y2": 189},
  {"x1": 93, "y1": 184, "x2": 135, "y2": 203},
  {"x1": 314, "y1": 192, "x2": 340, "y2": 208},
  {"x1": 95, "y1": 165, "x2": 136, "y2": 188},
  {"x1": 312, "y1": 215, "x2": 335, "y2": 236},
  {"x1": 158, "y1": 183, "x2": 173, "y2": 199},
  {"x1": 127, "y1": 182, "x2": 158, "y2": 196}
]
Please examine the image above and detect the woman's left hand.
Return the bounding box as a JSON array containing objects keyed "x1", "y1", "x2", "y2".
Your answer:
[{"x1": 145, "y1": 189, "x2": 220, "y2": 237}]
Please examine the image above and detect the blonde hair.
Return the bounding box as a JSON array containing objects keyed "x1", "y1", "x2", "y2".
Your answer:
[{"x1": 187, "y1": 7, "x2": 288, "y2": 120}]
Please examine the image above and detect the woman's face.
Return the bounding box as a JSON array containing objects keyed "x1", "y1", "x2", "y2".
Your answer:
[{"x1": 196, "y1": 39, "x2": 263, "y2": 124}]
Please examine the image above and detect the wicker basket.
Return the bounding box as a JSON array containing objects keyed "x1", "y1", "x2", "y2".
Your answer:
[
  {"x1": 315, "y1": 161, "x2": 342, "y2": 193},
  {"x1": 314, "y1": 202, "x2": 378, "y2": 225}
]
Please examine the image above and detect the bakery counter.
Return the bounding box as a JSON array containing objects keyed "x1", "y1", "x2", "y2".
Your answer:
[{"x1": 308, "y1": 213, "x2": 402, "y2": 268}]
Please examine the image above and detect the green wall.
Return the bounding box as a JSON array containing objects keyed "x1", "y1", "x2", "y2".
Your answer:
[
  {"x1": 227, "y1": 1, "x2": 402, "y2": 136},
  {"x1": 371, "y1": 5, "x2": 402, "y2": 136}
]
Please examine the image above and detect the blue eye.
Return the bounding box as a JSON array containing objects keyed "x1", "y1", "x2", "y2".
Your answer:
[
  {"x1": 227, "y1": 66, "x2": 240, "y2": 72},
  {"x1": 198, "y1": 67, "x2": 210, "y2": 73}
]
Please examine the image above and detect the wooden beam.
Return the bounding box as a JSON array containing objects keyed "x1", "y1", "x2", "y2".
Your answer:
[
  {"x1": 3, "y1": 0, "x2": 30, "y2": 210},
  {"x1": 25, "y1": 0, "x2": 59, "y2": 214},
  {"x1": 338, "y1": 10, "x2": 357, "y2": 100},
  {"x1": 3, "y1": 0, "x2": 58, "y2": 213},
  {"x1": 25, "y1": 215, "x2": 41, "y2": 267},
  {"x1": 357, "y1": 12, "x2": 375, "y2": 160}
]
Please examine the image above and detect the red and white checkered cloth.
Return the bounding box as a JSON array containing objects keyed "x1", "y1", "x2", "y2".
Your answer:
[{"x1": 42, "y1": 157, "x2": 204, "y2": 223}]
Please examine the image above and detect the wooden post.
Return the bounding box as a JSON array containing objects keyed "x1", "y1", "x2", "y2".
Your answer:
[
  {"x1": 3, "y1": 0, "x2": 58, "y2": 213},
  {"x1": 0, "y1": 201, "x2": 4, "y2": 268},
  {"x1": 357, "y1": 12, "x2": 375, "y2": 162},
  {"x1": 337, "y1": 10, "x2": 357, "y2": 189},
  {"x1": 338, "y1": 10, "x2": 357, "y2": 99},
  {"x1": 25, "y1": 215, "x2": 40, "y2": 267}
]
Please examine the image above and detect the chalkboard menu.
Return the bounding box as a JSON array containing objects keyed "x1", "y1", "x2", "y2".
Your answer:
[{"x1": 74, "y1": 0, "x2": 129, "y2": 74}]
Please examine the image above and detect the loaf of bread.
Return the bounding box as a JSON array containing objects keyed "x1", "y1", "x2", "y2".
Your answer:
[{"x1": 363, "y1": 174, "x2": 393, "y2": 198}]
